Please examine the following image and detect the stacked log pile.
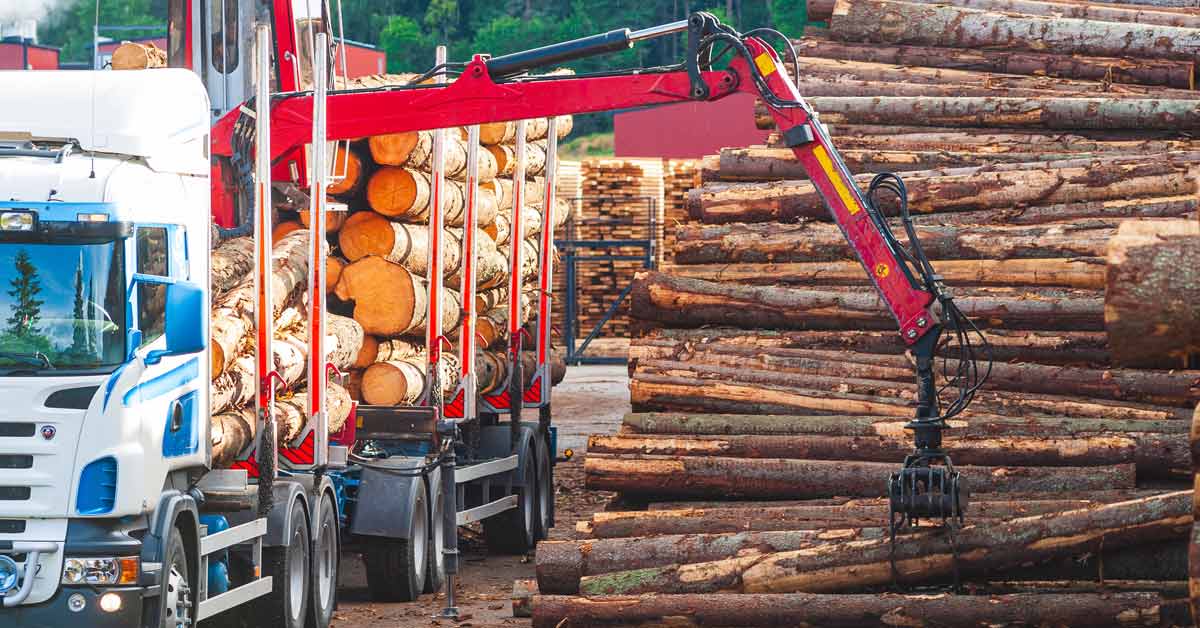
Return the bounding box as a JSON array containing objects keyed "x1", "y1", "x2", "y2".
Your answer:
[
  {"x1": 207, "y1": 230, "x2": 362, "y2": 466},
  {"x1": 263, "y1": 92, "x2": 573, "y2": 410},
  {"x1": 520, "y1": 4, "x2": 1200, "y2": 623}
]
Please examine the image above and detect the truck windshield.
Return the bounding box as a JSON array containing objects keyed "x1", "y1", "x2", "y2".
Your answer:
[{"x1": 0, "y1": 240, "x2": 126, "y2": 374}]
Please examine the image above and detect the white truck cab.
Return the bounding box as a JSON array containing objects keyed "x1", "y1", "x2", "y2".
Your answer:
[{"x1": 0, "y1": 69, "x2": 217, "y2": 626}]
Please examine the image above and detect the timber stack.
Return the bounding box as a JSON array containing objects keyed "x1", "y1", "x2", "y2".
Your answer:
[
  {"x1": 568, "y1": 158, "x2": 665, "y2": 341},
  {"x1": 521, "y1": 3, "x2": 1200, "y2": 625}
]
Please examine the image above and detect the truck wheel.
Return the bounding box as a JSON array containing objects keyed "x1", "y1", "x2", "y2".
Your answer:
[
  {"x1": 483, "y1": 452, "x2": 537, "y2": 554},
  {"x1": 307, "y1": 494, "x2": 339, "y2": 628},
  {"x1": 423, "y1": 481, "x2": 446, "y2": 594},
  {"x1": 364, "y1": 481, "x2": 427, "y2": 601},
  {"x1": 534, "y1": 439, "x2": 553, "y2": 541},
  {"x1": 257, "y1": 501, "x2": 311, "y2": 628},
  {"x1": 153, "y1": 525, "x2": 194, "y2": 628}
]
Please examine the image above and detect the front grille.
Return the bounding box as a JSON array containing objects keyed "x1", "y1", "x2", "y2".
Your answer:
[
  {"x1": 0, "y1": 487, "x2": 31, "y2": 500},
  {"x1": 0, "y1": 455, "x2": 31, "y2": 469},
  {"x1": 0, "y1": 519, "x2": 25, "y2": 533},
  {"x1": 0, "y1": 423, "x2": 34, "y2": 437}
]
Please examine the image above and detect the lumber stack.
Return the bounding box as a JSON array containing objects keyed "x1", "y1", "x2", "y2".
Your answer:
[
  {"x1": 570, "y1": 159, "x2": 665, "y2": 339},
  {"x1": 522, "y1": 5, "x2": 1200, "y2": 622}
]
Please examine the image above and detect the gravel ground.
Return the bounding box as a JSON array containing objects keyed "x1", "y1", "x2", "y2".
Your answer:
[{"x1": 331, "y1": 365, "x2": 628, "y2": 628}]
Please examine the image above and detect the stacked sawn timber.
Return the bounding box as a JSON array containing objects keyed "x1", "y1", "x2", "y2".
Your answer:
[
  {"x1": 568, "y1": 158, "x2": 666, "y2": 340},
  {"x1": 524, "y1": 3, "x2": 1200, "y2": 621}
]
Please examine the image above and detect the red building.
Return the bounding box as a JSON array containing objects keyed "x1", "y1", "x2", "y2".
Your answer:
[
  {"x1": 0, "y1": 38, "x2": 61, "y2": 70},
  {"x1": 338, "y1": 38, "x2": 386, "y2": 77},
  {"x1": 613, "y1": 93, "x2": 769, "y2": 159}
]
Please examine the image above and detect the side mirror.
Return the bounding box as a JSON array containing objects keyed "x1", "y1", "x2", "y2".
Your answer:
[{"x1": 145, "y1": 281, "x2": 207, "y2": 365}]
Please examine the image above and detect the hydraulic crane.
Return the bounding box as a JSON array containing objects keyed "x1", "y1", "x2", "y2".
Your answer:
[{"x1": 210, "y1": 11, "x2": 992, "y2": 534}]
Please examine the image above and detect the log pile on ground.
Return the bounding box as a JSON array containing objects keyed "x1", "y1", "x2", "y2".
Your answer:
[{"x1": 520, "y1": 7, "x2": 1200, "y2": 624}]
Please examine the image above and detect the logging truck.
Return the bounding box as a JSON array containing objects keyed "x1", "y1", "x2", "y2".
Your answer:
[
  {"x1": 0, "y1": 2, "x2": 565, "y2": 627},
  {"x1": 0, "y1": 2, "x2": 990, "y2": 627}
]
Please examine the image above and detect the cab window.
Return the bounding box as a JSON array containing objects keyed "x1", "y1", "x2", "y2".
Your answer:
[{"x1": 136, "y1": 227, "x2": 169, "y2": 346}]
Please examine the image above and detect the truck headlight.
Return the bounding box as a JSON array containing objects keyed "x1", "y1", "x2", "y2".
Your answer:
[
  {"x1": 0, "y1": 211, "x2": 35, "y2": 231},
  {"x1": 62, "y1": 557, "x2": 139, "y2": 585}
]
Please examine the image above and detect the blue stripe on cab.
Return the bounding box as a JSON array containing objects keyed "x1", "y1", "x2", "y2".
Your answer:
[{"x1": 123, "y1": 358, "x2": 198, "y2": 407}]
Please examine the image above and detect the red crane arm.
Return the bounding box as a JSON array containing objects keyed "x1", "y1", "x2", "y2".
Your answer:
[{"x1": 212, "y1": 37, "x2": 937, "y2": 345}]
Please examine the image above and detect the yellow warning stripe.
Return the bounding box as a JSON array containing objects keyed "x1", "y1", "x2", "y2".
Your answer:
[{"x1": 812, "y1": 144, "x2": 861, "y2": 215}]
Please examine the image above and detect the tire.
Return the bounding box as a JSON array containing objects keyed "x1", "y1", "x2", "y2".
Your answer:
[
  {"x1": 364, "y1": 481, "x2": 427, "y2": 602},
  {"x1": 257, "y1": 500, "x2": 311, "y2": 628},
  {"x1": 150, "y1": 525, "x2": 194, "y2": 628},
  {"x1": 423, "y1": 480, "x2": 446, "y2": 594},
  {"x1": 307, "y1": 494, "x2": 339, "y2": 628},
  {"x1": 534, "y1": 438, "x2": 554, "y2": 541},
  {"x1": 483, "y1": 448, "x2": 538, "y2": 554}
]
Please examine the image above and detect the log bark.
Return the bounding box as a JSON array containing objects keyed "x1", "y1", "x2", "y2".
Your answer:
[
  {"x1": 830, "y1": 0, "x2": 1200, "y2": 63},
  {"x1": 622, "y1": 412, "x2": 1188, "y2": 438},
  {"x1": 210, "y1": 230, "x2": 309, "y2": 378},
  {"x1": 687, "y1": 161, "x2": 1197, "y2": 223},
  {"x1": 487, "y1": 141, "x2": 548, "y2": 177},
  {"x1": 477, "y1": 116, "x2": 573, "y2": 145},
  {"x1": 629, "y1": 341, "x2": 1200, "y2": 407},
  {"x1": 1106, "y1": 219, "x2": 1200, "y2": 368},
  {"x1": 333, "y1": 256, "x2": 461, "y2": 337},
  {"x1": 672, "y1": 221, "x2": 1117, "y2": 264},
  {"x1": 211, "y1": 380, "x2": 354, "y2": 465},
  {"x1": 495, "y1": 177, "x2": 546, "y2": 211},
  {"x1": 530, "y1": 592, "x2": 1165, "y2": 628},
  {"x1": 885, "y1": 0, "x2": 1200, "y2": 28},
  {"x1": 633, "y1": 327, "x2": 1113, "y2": 366},
  {"x1": 665, "y1": 258, "x2": 1104, "y2": 289},
  {"x1": 576, "y1": 490, "x2": 1190, "y2": 595},
  {"x1": 584, "y1": 454, "x2": 1135, "y2": 498},
  {"x1": 629, "y1": 372, "x2": 1192, "y2": 421},
  {"x1": 630, "y1": 271, "x2": 1105, "y2": 331},
  {"x1": 589, "y1": 432, "x2": 1143, "y2": 468},
  {"x1": 636, "y1": 357, "x2": 1192, "y2": 418},
  {"x1": 210, "y1": 310, "x2": 362, "y2": 415},
  {"x1": 792, "y1": 37, "x2": 1195, "y2": 88},
  {"x1": 576, "y1": 498, "x2": 1134, "y2": 540},
  {"x1": 539, "y1": 499, "x2": 1172, "y2": 592},
  {"x1": 210, "y1": 236, "x2": 254, "y2": 299},
  {"x1": 815, "y1": 95, "x2": 1200, "y2": 130},
  {"x1": 788, "y1": 56, "x2": 1197, "y2": 99}
]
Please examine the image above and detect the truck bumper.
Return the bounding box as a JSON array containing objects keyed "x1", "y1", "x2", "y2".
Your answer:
[{"x1": 4, "y1": 585, "x2": 144, "y2": 628}]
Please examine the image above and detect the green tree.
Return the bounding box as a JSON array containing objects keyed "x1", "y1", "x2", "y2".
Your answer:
[
  {"x1": 380, "y1": 15, "x2": 432, "y2": 72},
  {"x1": 424, "y1": 0, "x2": 460, "y2": 43},
  {"x1": 5, "y1": 250, "x2": 45, "y2": 339},
  {"x1": 39, "y1": 0, "x2": 163, "y2": 65}
]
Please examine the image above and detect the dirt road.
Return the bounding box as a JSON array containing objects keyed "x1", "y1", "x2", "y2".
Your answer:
[{"x1": 332, "y1": 365, "x2": 628, "y2": 627}]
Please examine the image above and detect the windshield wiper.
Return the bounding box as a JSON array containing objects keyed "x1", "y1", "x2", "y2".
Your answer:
[{"x1": 0, "y1": 351, "x2": 54, "y2": 369}]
